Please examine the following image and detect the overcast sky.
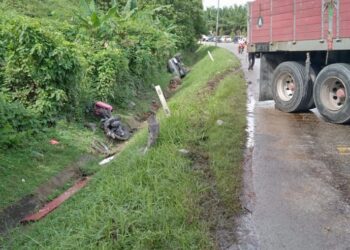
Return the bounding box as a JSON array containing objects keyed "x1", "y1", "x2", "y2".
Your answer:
[{"x1": 202, "y1": 0, "x2": 249, "y2": 8}]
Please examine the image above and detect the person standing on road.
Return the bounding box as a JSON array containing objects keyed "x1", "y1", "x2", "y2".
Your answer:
[{"x1": 248, "y1": 52, "x2": 255, "y2": 71}]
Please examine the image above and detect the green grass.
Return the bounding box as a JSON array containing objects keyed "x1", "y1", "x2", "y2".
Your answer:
[
  {"x1": 1, "y1": 46, "x2": 246, "y2": 249},
  {"x1": 0, "y1": 121, "x2": 103, "y2": 211},
  {"x1": 206, "y1": 72, "x2": 246, "y2": 212}
]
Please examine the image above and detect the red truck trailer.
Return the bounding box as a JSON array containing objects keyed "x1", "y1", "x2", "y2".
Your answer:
[{"x1": 248, "y1": 0, "x2": 350, "y2": 123}]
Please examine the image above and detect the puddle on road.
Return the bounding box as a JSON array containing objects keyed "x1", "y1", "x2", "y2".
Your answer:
[
  {"x1": 229, "y1": 78, "x2": 260, "y2": 250},
  {"x1": 246, "y1": 83, "x2": 256, "y2": 149}
]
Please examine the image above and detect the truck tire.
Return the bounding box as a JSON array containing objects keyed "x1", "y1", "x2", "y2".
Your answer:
[
  {"x1": 272, "y1": 62, "x2": 312, "y2": 112},
  {"x1": 306, "y1": 66, "x2": 317, "y2": 110},
  {"x1": 313, "y1": 63, "x2": 350, "y2": 124}
]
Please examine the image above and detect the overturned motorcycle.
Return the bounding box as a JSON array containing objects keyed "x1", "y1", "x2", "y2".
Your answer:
[{"x1": 94, "y1": 102, "x2": 131, "y2": 141}]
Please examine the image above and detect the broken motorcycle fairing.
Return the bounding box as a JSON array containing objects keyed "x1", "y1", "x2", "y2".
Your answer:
[{"x1": 102, "y1": 116, "x2": 131, "y2": 141}]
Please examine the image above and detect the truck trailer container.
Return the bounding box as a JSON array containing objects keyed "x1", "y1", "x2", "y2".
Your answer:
[{"x1": 248, "y1": 0, "x2": 350, "y2": 123}]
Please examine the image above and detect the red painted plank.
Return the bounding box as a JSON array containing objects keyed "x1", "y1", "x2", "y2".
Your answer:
[
  {"x1": 296, "y1": 31, "x2": 322, "y2": 41},
  {"x1": 296, "y1": 0, "x2": 322, "y2": 9},
  {"x1": 21, "y1": 178, "x2": 90, "y2": 223},
  {"x1": 272, "y1": 13, "x2": 293, "y2": 22},
  {"x1": 273, "y1": 20, "x2": 293, "y2": 29},
  {"x1": 296, "y1": 16, "x2": 322, "y2": 26},
  {"x1": 272, "y1": 35, "x2": 294, "y2": 42}
]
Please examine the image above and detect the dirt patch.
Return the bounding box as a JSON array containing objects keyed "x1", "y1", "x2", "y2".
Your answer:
[
  {"x1": 204, "y1": 67, "x2": 241, "y2": 93},
  {"x1": 0, "y1": 155, "x2": 94, "y2": 235},
  {"x1": 190, "y1": 149, "x2": 238, "y2": 250}
]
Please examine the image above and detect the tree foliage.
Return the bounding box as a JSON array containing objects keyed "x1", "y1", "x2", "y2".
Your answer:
[{"x1": 204, "y1": 5, "x2": 247, "y2": 35}]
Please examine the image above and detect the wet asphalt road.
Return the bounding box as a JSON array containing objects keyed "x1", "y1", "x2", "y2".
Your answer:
[{"x1": 214, "y1": 42, "x2": 350, "y2": 250}]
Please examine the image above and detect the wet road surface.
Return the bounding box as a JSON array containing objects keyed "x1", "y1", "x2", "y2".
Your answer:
[{"x1": 215, "y1": 42, "x2": 350, "y2": 250}]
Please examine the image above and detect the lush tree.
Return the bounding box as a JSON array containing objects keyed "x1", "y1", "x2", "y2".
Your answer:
[
  {"x1": 204, "y1": 5, "x2": 247, "y2": 36},
  {"x1": 96, "y1": 0, "x2": 206, "y2": 48}
]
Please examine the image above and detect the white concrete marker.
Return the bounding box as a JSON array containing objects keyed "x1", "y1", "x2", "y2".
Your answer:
[
  {"x1": 208, "y1": 51, "x2": 214, "y2": 62},
  {"x1": 155, "y1": 85, "x2": 171, "y2": 117}
]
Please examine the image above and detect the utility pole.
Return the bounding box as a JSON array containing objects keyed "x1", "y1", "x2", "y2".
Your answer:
[{"x1": 215, "y1": 0, "x2": 220, "y2": 46}]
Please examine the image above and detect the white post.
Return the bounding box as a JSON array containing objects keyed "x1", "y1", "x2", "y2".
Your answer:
[{"x1": 215, "y1": 0, "x2": 220, "y2": 46}]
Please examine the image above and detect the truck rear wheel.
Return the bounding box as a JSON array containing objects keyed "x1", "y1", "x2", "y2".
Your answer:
[
  {"x1": 306, "y1": 66, "x2": 317, "y2": 110},
  {"x1": 272, "y1": 62, "x2": 312, "y2": 112},
  {"x1": 314, "y1": 64, "x2": 350, "y2": 124}
]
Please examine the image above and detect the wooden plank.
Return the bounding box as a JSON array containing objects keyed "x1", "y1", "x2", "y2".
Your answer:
[{"x1": 21, "y1": 178, "x2": 90, "y2": 223}]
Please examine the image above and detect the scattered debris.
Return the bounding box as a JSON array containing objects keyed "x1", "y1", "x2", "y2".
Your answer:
[
  {"x1": 124, "y1": 116, "x2": 141, "y2": 132},
  {"x1": 91, "y1": 140, "x2": 110, "y2": 155},
  {"x1": 178, "y1": 149, "x2": 190, "y2": 155},
  {"x1": 216, "y1": 120, "x2": 224, "y2": 126},
  {"x1": 31, "y1": 151, "x2": 44, "y2": 159},
  {"x1": 50, "y1": 139, "x2": 59, "y2": 145},
  {"x1": 151, "y1": 99, "x2": 160, "y2": 112},
  {"x1": 99, "y1": 155, "x2": 115, "y2": 166},
  {"x1": 155, "y1": 85, "x2": 171, "y2": 117},
  {"x1": 128, "y1": 101, "x2": 136, "y2": 109},
  {"x1": 168, "y1": 76, "x2": 182, "y2": 92},
  {"x1": 21, "y1": 178, "x2": 90, "y2": 223}
]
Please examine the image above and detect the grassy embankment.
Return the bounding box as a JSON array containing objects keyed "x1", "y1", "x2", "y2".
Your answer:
[
  {"x1": 0, "y1": 58, "x2": 178, "y2": 212},
  {"x1": 1, "y1": 46, "x2": 246, "y2": 249},
  {"x1": 0, "y1": 0, "x2": 177, "y2": 212}
]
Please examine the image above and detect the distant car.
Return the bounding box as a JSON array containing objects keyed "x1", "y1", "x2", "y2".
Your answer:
[
  {"x1": 207, "y1": 36, "x2": 215, "y2": 42},
  {"x1": 202, "y1": 35, "x2": 216, "y2": 42},
  {"x1": 209, "y1": 36, "x2": 219, "y2": 42},
  {"x1": 201, "y1": 35, "x2": 209, "y2": 41},
  {"x1": 220, "y1": 36, "x2": 233, "y2": 43}
]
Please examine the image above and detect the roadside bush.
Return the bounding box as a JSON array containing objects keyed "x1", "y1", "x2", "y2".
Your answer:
[
  {"x1": 0, "y1": 95, "x2": 40, "y2": 148},
  {"x1": 0, "y1": 16, "x2": 82, "y2": 119},
  {"x1": 87, "y1": 48, "x2": 131, "y2": 105}
]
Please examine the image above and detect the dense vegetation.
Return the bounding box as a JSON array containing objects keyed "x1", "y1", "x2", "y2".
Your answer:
[
  {"x1": 204, "y1": 5, "x2": 247, "y2": 36},
  {"x1": 0, "y1": 0, "x2": 206, "y2": 149},
  {"x1": 1, "y1": 46, "x2": 246, "y2": 249}
]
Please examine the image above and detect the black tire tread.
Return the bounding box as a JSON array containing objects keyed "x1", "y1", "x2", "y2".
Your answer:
[
  {"x1": 314, "y1": 63, "x2": 350, "y2": 124},
  {"x1": 272, "y1": 61, "x2": 311, "y2": 112}
]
